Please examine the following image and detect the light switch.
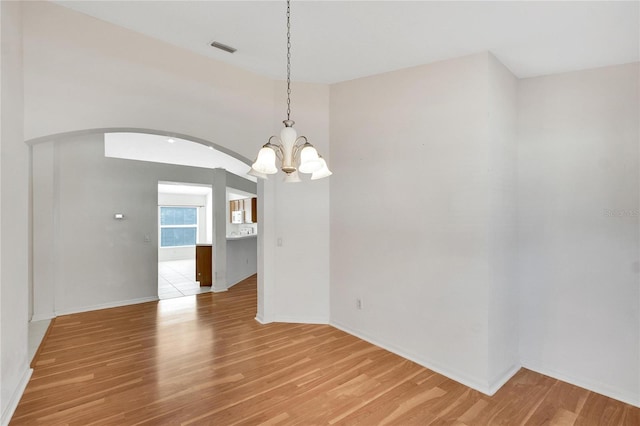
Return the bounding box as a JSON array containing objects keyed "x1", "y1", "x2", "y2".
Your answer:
[{"x1": 277, "y1": 238, "x2": 283, "y2": 247}]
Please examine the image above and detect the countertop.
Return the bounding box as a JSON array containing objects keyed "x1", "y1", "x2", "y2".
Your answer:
[{"x1": 226, "y1": 234, "x2": 258, "y2": 241}]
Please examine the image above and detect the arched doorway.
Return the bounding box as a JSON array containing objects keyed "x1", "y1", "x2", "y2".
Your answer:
[{"x1": 26, "y1": 128, "x2": 267, "y2": 341}]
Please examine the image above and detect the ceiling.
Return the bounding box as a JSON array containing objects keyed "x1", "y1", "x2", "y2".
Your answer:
[
  {"x1": 55, "y1": 1, "x2": 639, "y2": 84},
  {"x1": 104, "y1": 132, "x2": 256, "y2": 182}
]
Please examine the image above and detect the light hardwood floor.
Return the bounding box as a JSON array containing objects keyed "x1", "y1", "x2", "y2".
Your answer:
[{"x1": 12, "y1": 275, "x2": 639, "y2": 425}]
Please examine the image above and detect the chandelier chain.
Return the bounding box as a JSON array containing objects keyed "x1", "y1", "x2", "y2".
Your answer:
[
  {"x1": 250, "y1": 0, "x2": 331, "y2": 180},
  {"x1": 286, "y1": 0, "x2": 291, "y2": 121}
]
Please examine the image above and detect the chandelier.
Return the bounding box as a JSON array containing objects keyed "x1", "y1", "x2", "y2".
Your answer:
[{"x1": 249, "y1": 0, "x2": 331, "y2": 183}]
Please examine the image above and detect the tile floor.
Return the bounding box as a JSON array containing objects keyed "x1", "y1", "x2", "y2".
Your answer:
[{"x1": 158, "y1": 259, "x2": 211, "y2": 299}]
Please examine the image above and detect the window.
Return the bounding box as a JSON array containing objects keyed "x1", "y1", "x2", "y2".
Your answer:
[{"x1": 160, "y1": 207, "x2": 197, "y2": 247}]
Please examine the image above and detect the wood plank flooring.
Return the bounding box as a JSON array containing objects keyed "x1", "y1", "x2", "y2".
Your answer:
[{"x1": 12, "y1": 275, "x2": 639, "y2": 425}]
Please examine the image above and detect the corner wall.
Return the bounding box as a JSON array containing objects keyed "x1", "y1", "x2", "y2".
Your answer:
[
  {"x1": 0, "y1": 1, "x2": 31, "y2": 423},
  {"x1": 517, "y1": 63, "x2": 640, "y2": 406},
  {"x1": 329, "y1": 53, "x2": 519, "y2": 393},
  {"x1": 487, "y1": 54, "x2": 519, "y2": 388}
]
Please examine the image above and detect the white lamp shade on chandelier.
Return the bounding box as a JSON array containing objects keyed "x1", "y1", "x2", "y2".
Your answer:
[
  {"x1": 247, "y1": 167, "x2": 268, "y2": 180},
  {"x1": 252, "y1": 146, "x2": 278, "y2": 175},
  {"x1": 249, "y1": 0, "x2": 331, "y2": 183},
  {"x1": 311, "y1": 157, "x2": 332, "y2": 180},
  {"x1": 298, "y1": 144, "x2": 321, "y2": 173}
]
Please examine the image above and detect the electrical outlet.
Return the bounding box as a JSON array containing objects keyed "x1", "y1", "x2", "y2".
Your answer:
[{"x1": 356, "y1": 298, "x2": 363, "y2": 310}]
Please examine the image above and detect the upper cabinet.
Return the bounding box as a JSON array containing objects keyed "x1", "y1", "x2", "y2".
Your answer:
[
  {"x1": 245, "y1": 197, "x2": 257, "y2": 223},
  {"x1": 230, "y1": 200, "x2": 243, "y2": 223},
  {"x1": 229, "y1": 197, "x2": 257, "y2": 224}
]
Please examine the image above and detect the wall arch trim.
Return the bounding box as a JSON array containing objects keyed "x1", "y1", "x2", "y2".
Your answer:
[{"x1": 25, "y1": 127, "x2": 253, "y2": 166}]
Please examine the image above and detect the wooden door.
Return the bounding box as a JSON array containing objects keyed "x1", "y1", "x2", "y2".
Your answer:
[
  {"x1": 195, "y1": 245, "x2": 213, "y2": 286},
  {"x1": 251, "y1": 197, "x2": 258, "y2": 223}
]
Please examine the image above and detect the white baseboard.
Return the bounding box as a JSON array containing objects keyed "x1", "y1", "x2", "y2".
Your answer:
[
  {"x1": 487, "y1": 363, "x2": 521, "y2": 395},
  {"x1": 226, "y1": 272, "x2": 257, "y2": 290},
  {"x1": 1, "y1": 367, "x2": 33, "y2": 426},
  {"x1": 275, "y1": 315, "x2": 329, "y2": 325},
  {"x1": 212, "y1": 286, "x2": 228, "y2": 293},
  {"x1": 521, "y1": 359, "x2": 640, "y2": 408},
  {"x1": 330, "y1": 320, "x2": 499, "y2": 396},
  {"x1": 256, "y1": 315, "x2": 328, "y2": 325},
  {"x1": 54, "y1": 296, "x2": 158, "y2": 316},
  {"x1": 30, "y1": 312, "x2": 55, "y2": 322}
]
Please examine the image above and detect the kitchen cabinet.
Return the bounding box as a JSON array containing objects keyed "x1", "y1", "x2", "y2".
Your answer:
[
  {"x1": 243, "y1": 197, "x2": 257, "y2": 223},
  {"x1": 229, "y1": 200, "x2": 242, "y2": 223},
  {"x1": 252, "y1": 198, "x2": 257, "y2": 222},
  {"x1": 195, "y1": 244, "x2": 212, "y2": 286},
  {"x1": 229, "y1": 197, "x2": 257, "y2": 223}
]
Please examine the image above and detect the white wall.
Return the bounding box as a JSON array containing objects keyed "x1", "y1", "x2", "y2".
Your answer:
[
  {"x1": 518, "y1": 63, "x2": 640, "y2": 406},
  {"x1": 330, "y1": 53, "x2": 519, "y2": 393},
  {"x1": 22, "y1": 1, "x2": 272, "y2": 155},
  {"x1": 226, "y1": 237, "x2": 258, "y2": 288},
  {"x1": 487, "y1": 54, "x2": 519, "y2": 386},
  {"x1": 270, "y1": 82, "x2": 331, "y2": 324},
  {"x1": 31, "y1": 142, "x2": 55, "y2": 321},
  {"x1": 257, "y1": 178, "x2": 276, "y2": 323},
  {"x1": 212, "y1": 168, "x2": 228, "y2": 292},
  {"x1": 0, "y1": 1, "x2": 31, "y2": 423}
]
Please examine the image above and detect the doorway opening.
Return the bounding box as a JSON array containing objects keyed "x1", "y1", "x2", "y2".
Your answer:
[{"x1": 157, "y1": 182, "x2": 213, "y2": 299}]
